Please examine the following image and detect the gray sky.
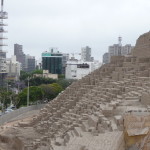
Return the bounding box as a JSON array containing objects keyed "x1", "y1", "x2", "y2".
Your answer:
[{"x1": 4, "y1": 0, "x2": 150, "y2": 61}]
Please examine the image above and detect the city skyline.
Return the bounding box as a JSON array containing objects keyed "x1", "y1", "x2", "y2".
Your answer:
[{"x1": 5, "y1": 0, "x2": 150, "y2": 61}]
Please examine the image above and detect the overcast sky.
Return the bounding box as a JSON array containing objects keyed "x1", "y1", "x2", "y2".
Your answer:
[{"x1": 4, "y1": 0, "x2": 150, "y2": 61}]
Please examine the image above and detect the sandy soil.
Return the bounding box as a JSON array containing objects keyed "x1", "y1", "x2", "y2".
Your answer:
[{"x1": 0, "y1": 110, "x2": 40, "y2": 150}]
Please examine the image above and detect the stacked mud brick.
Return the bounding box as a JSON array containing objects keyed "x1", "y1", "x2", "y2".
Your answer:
[{"x1": 15, "y1": 31, "x2": 150, "y2": 150}]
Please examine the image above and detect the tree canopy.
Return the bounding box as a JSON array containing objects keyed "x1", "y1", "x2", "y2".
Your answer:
[
  {"x1": 20, "y1": 70, "x2": 43, "y2": 81},
  {"x1": 10, "y1": 70, "x2": 74, "y2": 108},
  {"x1": 25, "y1": 77, "x2": 56, "y2": 86},
  {"x1": 17, "y1": 86, "x2": 43, "y2": 107},
  {"x1": 0, "y1": 88, "x2": 12, "y2": 111},
  {"x1": 40, "y1": 83, "x2": 62, "y2": 100}
]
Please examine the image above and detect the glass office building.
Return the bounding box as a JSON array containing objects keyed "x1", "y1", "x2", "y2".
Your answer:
[{"x1": 42, "y1": 51, "x2": 62, "y2": 74}]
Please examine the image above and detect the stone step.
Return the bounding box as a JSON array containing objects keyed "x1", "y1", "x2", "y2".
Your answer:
[
  {"x1": 125, "y1": 97, "x2": 139, "y2": 100},
  {"x1": 73, "y1": 127, "x2": 82, "y2": 137}
]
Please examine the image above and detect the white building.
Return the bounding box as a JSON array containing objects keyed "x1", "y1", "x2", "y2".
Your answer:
[
  {"x1": 81, "y1": 46, "x2": 92, "y2": 62},
  {"x1": 62, "y1": 53, "x2": 69, "y2": 74},
  {"x1": 6, "y1": 55, "x2": 21, "y2": 81},
  {"x1": 121, "y1": 44, "x2": 134, "y2": 56},
  {"x1": 65, "y1": 58, "x2": 101, "y2": 80}
]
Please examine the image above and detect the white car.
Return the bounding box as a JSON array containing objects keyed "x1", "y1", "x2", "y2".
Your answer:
[{"x1": 5, "y1": 108, "x2": 14, "y2": 114}]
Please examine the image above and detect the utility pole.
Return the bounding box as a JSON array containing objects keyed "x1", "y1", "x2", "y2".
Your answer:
[
  {"x1": 17, "y1": 83, "x2": 19, "y2": 93},
  {"x1": 6, "y1": 81, "x2": 8, "y2": 92},
  {"x1": 27, "y1": 76, "x2": 30, "y2": 106}
]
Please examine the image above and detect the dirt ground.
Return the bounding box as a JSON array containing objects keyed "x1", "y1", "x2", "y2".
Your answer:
[{"x1": 0, "y1": 110, "x2": 40, "y2": 150}]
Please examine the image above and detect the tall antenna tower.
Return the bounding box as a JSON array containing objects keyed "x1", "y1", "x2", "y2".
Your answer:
[
  {"x1": 118, "y1": 36, "x2": 122, "y2": 46},
  {"x1": 118, "y1": 36, "x2": 122, "y2": 56},
  {"x1": 0, "y1": 0, "x2": 8, "y2": 87}
]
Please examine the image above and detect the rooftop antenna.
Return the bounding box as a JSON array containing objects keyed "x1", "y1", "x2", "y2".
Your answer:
[{"x1": 118, "y1": 36, "x2": 122, "y2": 46}]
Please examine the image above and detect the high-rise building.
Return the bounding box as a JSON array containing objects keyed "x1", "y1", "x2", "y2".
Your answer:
[
  {"x1": 108, "y1": 44, "x2": 133, "y2": 62},
  {"x1": 6, "y1": 55, "x2": 21, "y2": 81},
  {"x1": 62, "y1": 53, "x2": 69, "y2": 75},
  {"x1": 105, "y1": 37, "x2": 134, "y2": 63},
  {"x1": 25, "y1": 55, "x2": 35, "y2": 72},
  {"x1": 36, "y1": 58, "x2": 42, "y2": 70},
  {"x1": 14, "y1": 44, "x2": 36, "y2": 72},
  {"x1": 0, "y1": 0, "x2": 8, "y2": 87},
  {"x1": 108, "y1": 44, "x2": 121, "y2": 62},
  {"x1": 14, "y1": 44, "x2": 26, "y2": 71},
  {"x1": 42, "y1": 49, "x2": 63, "y2": 74},
  {"x1": 81, "y1": 46, "x2": 93, "y2": 62},
  {"x1": 121, "y1": 44, "x2": 134, "y2": 56},
  {"x1": 103, "y1": 53, "x2": 109, "y2": 64}
]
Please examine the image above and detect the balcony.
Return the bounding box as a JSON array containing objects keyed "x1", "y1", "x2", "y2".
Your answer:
[
  {"x1": 0, "y1": 12, "x2": 8, "y2": 19},
  {"x1": 0, "y1": 28, "x2": 7, "y2": 32},
  {"x1": 0, "y1": 44, "x2": 8, "y2": 46},
  {"x1": 0, "y1": 37, "x2": 8, "y2": 39}
]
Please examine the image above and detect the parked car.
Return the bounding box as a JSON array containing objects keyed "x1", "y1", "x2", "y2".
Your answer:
[
  {"x1": 5, "y1": 108, "x2": 14, "y2": 114},
  {"x1": 10, "y1": 106, "x2": 16, "y2": 110},
  {"x1": 0, "y1": 112, "x2": 3, "y2": 116}
]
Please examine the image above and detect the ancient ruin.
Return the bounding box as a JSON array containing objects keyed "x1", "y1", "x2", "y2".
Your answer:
[{"x1": 1, "y1": 32, "x2": 150, "y2": 150}]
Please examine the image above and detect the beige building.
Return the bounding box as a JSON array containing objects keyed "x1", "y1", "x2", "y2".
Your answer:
[{"x1": 33, "y1": 70, "x2": 58, "y2": 79}]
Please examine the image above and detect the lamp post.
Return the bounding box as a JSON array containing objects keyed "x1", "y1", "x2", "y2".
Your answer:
[{"x1": 27, "y1": 76, "x2": 30, "y2": 107}]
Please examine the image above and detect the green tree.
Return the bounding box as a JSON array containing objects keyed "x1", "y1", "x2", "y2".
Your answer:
[
  {"x1": 50, "y1": 83, "x2": 63, "y2": 94},
  {"x1": 56, "y1": 79, "x2": 73, "y2": 89},
  {"x1": 31, "y1": 69, "x2": 43, "y2": 75},
  {"x1": 11, "y1": 93, "x2": 19, "y2": 107},
  {"x1": 20, "y1": 70, "x2": 43, "y2": 81},
  {"x1": 20, "y1": 71, "x2": 31, "y2": 81},
  {"x1": 40, "y1": 83, "x2": 63, "y2": 101},
  {"x1": 25, "y1": 77, "x2": 56, "y2": 86},
  {"x1": 17, "y1": 86, "x2": 43, "y2": 107},
  {"x1": 58, "y1": 74, "x2": 65, "y2": 79},
  {"x1": 0, "y1": 89, "x2": 12, "y2": 111},
  {"x1": 40, "y1": 84, "x2": 56, "y2": 100}
]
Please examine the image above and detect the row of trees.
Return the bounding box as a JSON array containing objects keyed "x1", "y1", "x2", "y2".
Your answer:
[
  {"x1": 19, "y1": 70, "x2": 43, "y2": 81},
  {"x1": 17, "y1": 70, "x2": 73, "y2": 107},
  {"x1": 0, "y1": 88, "x2": 18, "y2": 111},
  {"x1": 17, "y1": 83, "x2": 63, "y2": 107},
  {"x1": 0, "y1": 70, "x2": 74, "y2": 110}
]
